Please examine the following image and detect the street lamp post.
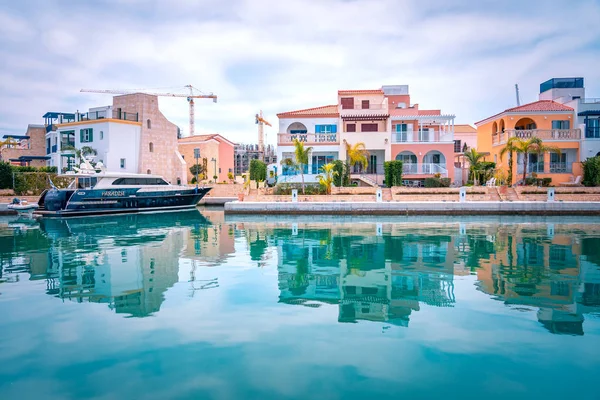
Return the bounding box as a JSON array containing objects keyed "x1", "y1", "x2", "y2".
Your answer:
[
  {"x1": 194, "y1": 148, "x2": 200, "y2": 190},
  {"x1": 211, "y1": 157, "x2": 217, "y2": 182}
]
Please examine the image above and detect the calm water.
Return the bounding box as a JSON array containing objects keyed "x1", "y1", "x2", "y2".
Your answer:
[{"x1": 1, "y1": 210, "x2": 599, "y2": 400}]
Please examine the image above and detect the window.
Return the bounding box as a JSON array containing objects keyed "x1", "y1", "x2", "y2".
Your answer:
[
  {"x1": 587, "y1": 119, "x2": 600, "y2": 138},
  {"x1": 361, "y1": 100, "x2": 370, "y2": 109},
  {"x1": 100, "y1": 131, "x2": 104, "y2": 140},
  {"x1": 113, "y1": 177, "x2": 169, "y2": 185},
  {"x1": 552, "y1": 120, "x2": 570, "y2": 129},
  {"x1": 311, "y1": 155, "x2": 335, "y2": 174},
  {"x1": 361, "y1": 123, "x2": 378, "y2": 132},
  {"x1": 60, "y1": 130, "x2": 75, "y2": 149},
  {"x1": 454, "y1": 140, "x2": 462, "y2": 152},
  {"x1": 147, "y1": 119, "x2": 151, "y2": 129},
  {"x1": 46, "y1": 138, "x2": 51, "y2": 154},
  {"x1": 315, "y1": 125, "x2": 337, "y2": 134},
  {"x1": 346, "y1": 123, "x2": 356, "y2": 132},
  {"x1": 147, "y1": 169, "x2": 151, "y2": 174},
  {"x1": 394, "y1": 124, "x2": 408, "y2": 142},
  {"x1": 80, "y1": 128, "x2": 93, "y2": 143},
  {"x1": 120, "y1": 158, "x2": 126, "y2": 168},
  {"x1": 149, "y1": 142, "x2": 154, "y2": 152},
  {"x1": 341, "y1": 97, "x2": 354, "y2": 109}
]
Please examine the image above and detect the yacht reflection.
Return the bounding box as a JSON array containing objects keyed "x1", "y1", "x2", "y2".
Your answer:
[{"x1": 2, "y1": 211, "x2": 211, "y2": 317}]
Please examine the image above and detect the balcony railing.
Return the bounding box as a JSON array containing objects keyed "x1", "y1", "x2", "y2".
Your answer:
[
  {"x1": 45, "y1": 124, "x2": 57, "y2": 133},
  {"x1": 391, "y1": 131, "x2": 453, "y2": 143},
  {"x1": 402, "y1": 163, "x2": 448, "y2": 176},
  {"x1": 79, "y1": 110, "x2": 139, "y2": 122},
  {"x1": 493, "y1": 129, "x2": 581, "y2": 145},
  {"x1": 517, "y1": 162, "x2": 573, "y2": 174},
  {"x1": 582, "y1": 98, "x2": 600, "y2": 104},
  {"x1": 278, "y1": 133, "x2": 339, "y2": 144}
]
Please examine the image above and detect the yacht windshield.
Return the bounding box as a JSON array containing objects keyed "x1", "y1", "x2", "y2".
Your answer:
[{"x1": 76, "y1": 177, "x2": 98, "y2": 189}]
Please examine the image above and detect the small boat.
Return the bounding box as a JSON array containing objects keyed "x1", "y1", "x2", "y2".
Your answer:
[
  {"x1": 7, "y1": 198, "x2": 39, "y2": 217},
  {"x1": 35, "y1": 161, "x2": 210, "y2": 218}
]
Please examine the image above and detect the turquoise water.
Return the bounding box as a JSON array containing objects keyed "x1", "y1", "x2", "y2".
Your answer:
[{"x1": 1, "y1": 210, "x2": 599, "y2": 400}]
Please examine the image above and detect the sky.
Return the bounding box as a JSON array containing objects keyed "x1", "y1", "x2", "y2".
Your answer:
[{"x1": 1, "y1": 0, "x2": 600, "y2": 145}]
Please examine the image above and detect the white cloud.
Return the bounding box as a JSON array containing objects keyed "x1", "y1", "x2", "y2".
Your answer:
[{"x1": 0, "y1": 0, "x2": 599, "y2": 144}]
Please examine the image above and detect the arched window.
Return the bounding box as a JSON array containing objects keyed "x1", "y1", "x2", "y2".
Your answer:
[
  {"x1": 492, "y1": 122, "x2": 498, "y2": 133},
  {"x1": 147, "y1": 119, "x2": 151, "y2": 129},
  {"x1": 149, "y1": 142, "x2": 154, "y2": 152},
  {"x1": 147, "y1": 169, "x2": 151, "y2": 174}
]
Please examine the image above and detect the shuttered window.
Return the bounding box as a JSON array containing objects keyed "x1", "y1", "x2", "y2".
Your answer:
[
  {"x1": 361, "y1": 100, "x2": 370, "y2": 109},
  {"x1": 80, "y1": 128, "x2": 93, "y2": 143},
  {"x1": 315, "y1": 125, "x2": 337, "y2": 133},
  {"x1": 361, "y1": 123, "x2": 378, "y2": 132},
  {"x1": 341, "y1": 97, "x2": 354, "y2": 109},
  {"x1": 346, "y1": 123, "x2": 356, "y2": 132}
]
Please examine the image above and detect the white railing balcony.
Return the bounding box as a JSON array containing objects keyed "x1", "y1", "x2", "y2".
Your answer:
[
  {"x1": 278, "y1": 133, "x2": 339, "y2": 145},
  {"x1": 493, "y1": 129, "x2": 581, "y2": 146},
  {"x1": 517, "y1": 162, "x2": 573, "y2": 174},
  {"x1": 582, "y1": 98, "x2": 600, "y2": 104},
  {"x1": 391, "y1": 131, "x2": 453, "y2": 143},
  {"x1": 402, "y1": 163, "x2": 448, "y2": 176}
]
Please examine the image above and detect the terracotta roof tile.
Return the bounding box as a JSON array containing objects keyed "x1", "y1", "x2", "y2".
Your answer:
[
  {"x1": 277, "y1": 105, "x2": 339, "y2": 118},
  {"x1": 338, "y1": 89, "x2": 384, "y2": 95},
  {"x1": 178, "y1": 134, "x2": 237, "y2": 146},
  {"x1": 475, "y1": 100, "x2": 574, "y2": 126},
  {"x1": 505, "y1": 100, "x2": 573, "y2": 113},
  {"x1": 453, "y1": 124, "x2": 476, "y2": 133}
]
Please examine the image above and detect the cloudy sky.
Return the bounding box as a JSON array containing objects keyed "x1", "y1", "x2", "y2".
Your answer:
[{"x1": 1, "y1": 0, "x2": 599, "y2": 144}]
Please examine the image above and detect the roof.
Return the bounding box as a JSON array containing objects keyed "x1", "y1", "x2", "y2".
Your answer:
[
  {"x1": 338, "y1": 89, "x2": 384, "y2": 95},
  {"x1": 277, "y1": 105, "x2": 339, "y2": 118},
  {"x1": 10, "y1": 156, "x2": 51, "y2": 161},
  {"x1": 178, "y1": 134, "x2": 236, "y2": 147},
  {"x1": 453, "y1": 124, "x2": 476, "y2": 133},
  {"x1": 43, "y1": 112, "x2": 76, "y2": 119},
  {"x1": 579, "y1": 110, "x2": 600, "y2": 116},
  {"x1": 475, "y1": 100, "x2": 574, "y2": 126}
]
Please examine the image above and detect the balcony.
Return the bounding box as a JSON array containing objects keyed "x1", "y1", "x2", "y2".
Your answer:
[
  {"x1": 45, "y1": 124, "x2": 57, "y2": 133},
  {"x1": 79, "y1": 110, "x2": 139, "y2": 122},
  {"x1": 517, "y1": 162, "x2": 573, "y2": 174},
  {"x1": 402, "y1": 163, "x2": 448, "y2": 176},
  {"x1": 342, "y1": 103, "x2": 386, "y2": 110},
  {"x1": 278, "y1": 133, "x2": 339, "y2": 145},
  {"x1": 391, "y1": 130, "x2": 453, "y2": 143},
  {"x1": 492, "y1": 129, "x2": 581, "y2": 146}
]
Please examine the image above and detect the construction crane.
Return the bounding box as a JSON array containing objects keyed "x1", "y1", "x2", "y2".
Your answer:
[
  {"x1": 80, "y1": 85, "x2": 217, "y2": 136},
  {"x1": 255, "y1": 110, "x2": 272, "y2": 153}
]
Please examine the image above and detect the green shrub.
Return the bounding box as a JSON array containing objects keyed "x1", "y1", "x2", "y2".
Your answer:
[
  {"x1": 249, "y1": 159, "x2": 267, "y2": 186},
  {"x1": 583, "y1": 157, "x2": 600, "y2": 187},
  {"x1": 525, "y1": 177, "x2": 552, "y2": 187},
  {"x1": 13, "y1": 172, "x2": 72, "y2": 195},
  {"x1": 424, "y1": 177, "x2": 451, "y2": 188},
  {"x1": 332, "y1": 160, "x2": 347, "y2": 187},
  {"x1": 0, "y1": 162, "x2": 12, "y2": 189},
  {"x1": 274, "y1": 183, "x2": 326, "y2": 195},
  {"x1": 383, "y1": 160, "x2": 403, "y2": 188}
]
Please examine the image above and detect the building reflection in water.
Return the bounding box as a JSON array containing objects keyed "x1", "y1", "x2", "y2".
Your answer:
[
  {"x1": 241, "y1": 221, "x2": 600, "y2": 334},
  {"x1": 0, "y1": 211, "x2": 212, "y2": 317}
]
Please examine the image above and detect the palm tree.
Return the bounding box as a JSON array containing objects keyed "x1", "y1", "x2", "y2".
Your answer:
[
  {"x1": 293, "y1": 138, "x2": 312, "y2": 194},
  {"x1": 345, "y1": 142, "x2": 369, "y2": 175},
  {"x1": 463, "y1": 148, "x2": 486, "y2": 184},
  {"x1": 499, "y1": 137, "x2": 519, "y2": 186},
  {"x1": 510, "y1": 137, "x2": 561, "y2": 185},
  {"x1": 317, "y1": 163, "x2": 338, "y2": 195}
]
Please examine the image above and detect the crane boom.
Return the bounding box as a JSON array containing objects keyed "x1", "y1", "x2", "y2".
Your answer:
[
  {"x1": 255, "y1": 110, "x2": 272, "y2": 153},
  {"x1": 80, "y1": 85, "x2": 217, "y2": 136}
]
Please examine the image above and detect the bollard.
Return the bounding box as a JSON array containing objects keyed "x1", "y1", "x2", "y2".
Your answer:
[
  {"x1": 376, "y1": 188, "x2": 382, "y2": 203},
  {"x1": 292, "y1": 223, "x2": 298, "y2": 236},
  {"x1": 459, "y1": 223, "x2": 466, "y2": 236},
  {"x1": 547, "y1": 223, "x2": 555, "y2": 238},
  {"x1": 459, "y1": 187, "x2": 467, "y2": 203},
  {"x1": 292, "y1": 189, "x2": 298, "y2": 203},
  {"x1": 547, "y1": 188, "x2": 555, "y2": 203},
  {"x1": 376, "y1": 223, "x2": 383, "y2": 236}
]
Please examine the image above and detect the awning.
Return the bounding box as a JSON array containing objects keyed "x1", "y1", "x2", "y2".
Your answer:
[
  {"x1": 2, "y1": 135, "x2": 30, "y2": 139},
  {"x1": 9, "y1": 156, "x2": 51, "y2": 161},
  {"x1": 341, "y1": 114, "x2": 389, "y2": 120},
  {"x1": 578, "y1": 110, "x2": 600, "y2": 116}
]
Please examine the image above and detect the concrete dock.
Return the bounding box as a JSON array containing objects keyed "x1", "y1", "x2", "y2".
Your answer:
[{"x1": 224, "y1": 201, "x2": 600, "y2": 216}]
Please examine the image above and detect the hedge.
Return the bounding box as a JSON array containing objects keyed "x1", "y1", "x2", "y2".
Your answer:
[
  {"x1": 13, "y1": 172, "x2": 73, "y2": 195},
  {"x1": 424, "y1": 177, "x2": 451, "y2": 188},
  {"x1": 583, "y1": 156, "x2": 600, "y2": 187},
  {"x1": 383, "y1": 161, "x2": 403, "y2": 188},
  {"x1": 0, "y1": 162, "x2": 59, "y2": 190},
  {"x1": 274, "y1": 183, "x2": 326, "y2": 195}
]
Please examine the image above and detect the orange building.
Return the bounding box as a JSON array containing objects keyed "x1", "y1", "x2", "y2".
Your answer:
[{"x1": 476, "y1": 80, "x2": 584, "y2": 185}]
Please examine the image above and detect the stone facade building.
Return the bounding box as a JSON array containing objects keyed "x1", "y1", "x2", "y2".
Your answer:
[
  {"x1": 234, "y1": 144, "x2": 277, "y2": 175},
  {"x1": 1, "y1": 124, "x2": 48, "y2": 167}
]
